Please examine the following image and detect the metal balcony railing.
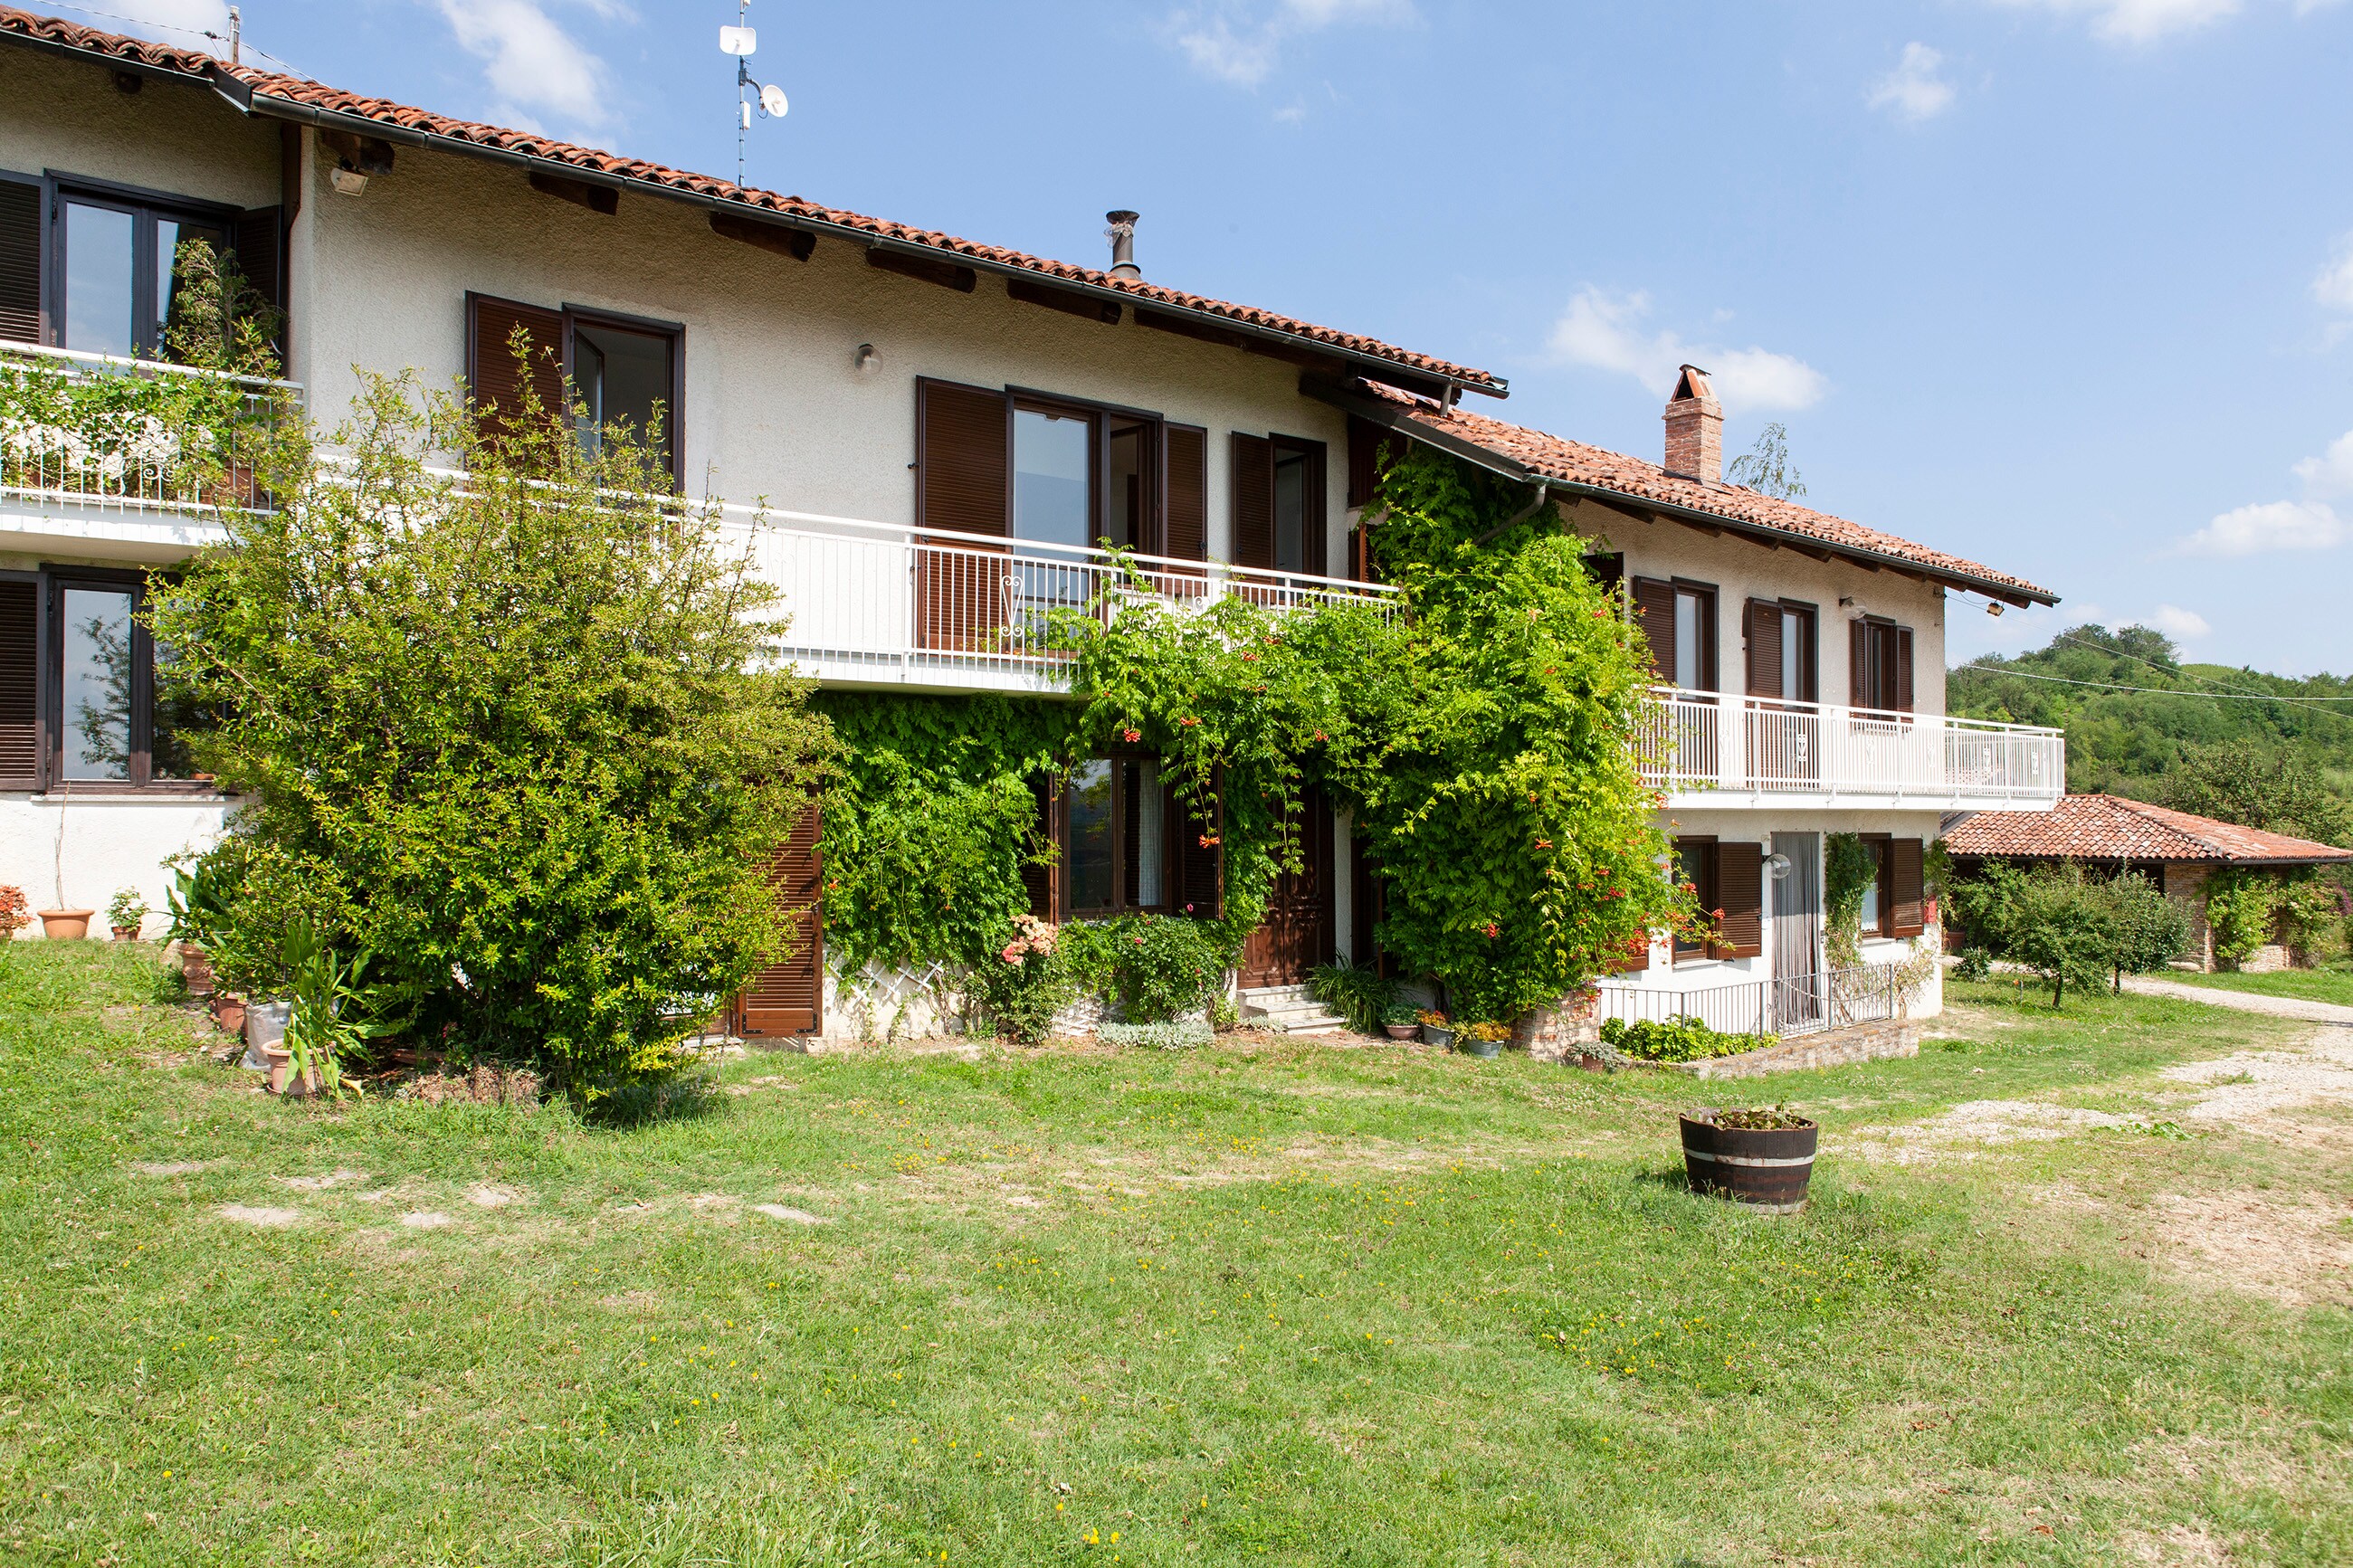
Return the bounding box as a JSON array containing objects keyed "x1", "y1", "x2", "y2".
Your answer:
[
  {"x1": 1596, "y1": 962, "x2": 1924, "y2": 1041},
  {"x1": 0, "y1": 341, "x2": 301, "y2": 516},
  {"x1": 1634, "y1": 687, "x2": 2063, "y2": 804}
]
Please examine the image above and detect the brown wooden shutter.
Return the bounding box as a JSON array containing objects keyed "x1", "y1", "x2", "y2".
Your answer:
[
  {"x1": 1633, "y1": 577, "x2": 1678, "y2": 685},
  {"x1": 464, "y1": 291, "x2": 566, "y2": 439},
  {"x1": 1745, "y1": 599, "x2": 1782, "y2": 698},
  {"x1": 232, "y1": 206, "x2": 283, "y2": 312},
  {"x1": 1298, "y1": 440, "x2": 1328, "y2": 576},
  {"x1": 1231, "y1": 432, "x2": 1273, "y2": 570},
  {"x1": 1022, "y1": 774, "x2": 1058, "y2": 919},
  {"x1": 1173, "y1": 769, "x2": 1224, "y2": 921},
  {"x1": 0, "y1": 175, "x2": 39, "y2": 344},
  {"x1": 1893, "y1": 626, "x2": 1915, "y2": 714},
  {"x1": 1890, "y1": 837, "x2": 1925, "y2": 938},
  {"x1": 1165, "y1": 423, "x2": 1207, "y2": 561},
  {"x1": 0, "y1": 579, "x2": 37, "y2": 789},
  {"x1": 1346, "y1": 415, "x2": 1397, "y2": 509},
  {"x1": 1849, "y1": 618, "x2": 1870, "y2": 709},
  {"x1": 1711, "y1": 842, "x2": 1765, "y2": 959},
  {"x1": 914, "y1": 378, "x2": 1010, "y2": 651},
  {"x1": 738, "y1": 803, "x2": 824, "y2": 1036}
]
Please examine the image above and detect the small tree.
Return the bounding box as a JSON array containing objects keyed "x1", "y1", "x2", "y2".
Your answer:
[
  {"x1": 148, "y1": 356, "x2": 829, "y2": 1095},
  {"x1": 2105, "y1": 871, "x2": 2191, "y2": 993},
  {"x1": 2007, "y1": 866, "x2": 2118, "y2": 1009},
  {"x1": 1725, "y1": 423, "x2": 1807, "y2": 499}
]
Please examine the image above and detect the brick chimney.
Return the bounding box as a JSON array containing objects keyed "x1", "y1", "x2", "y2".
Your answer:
[{"x1": 1662, "y1": 365, "x2": 1722, "y2": 484}]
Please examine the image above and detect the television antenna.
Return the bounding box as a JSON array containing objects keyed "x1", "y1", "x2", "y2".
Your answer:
[{"x1": 720, "y1": 1, "x2": 788, "y2": 187}]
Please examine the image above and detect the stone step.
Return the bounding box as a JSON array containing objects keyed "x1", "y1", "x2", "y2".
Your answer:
[{"x1": 1239, "y1": 984, "x2": 1319, "y2": 1007}]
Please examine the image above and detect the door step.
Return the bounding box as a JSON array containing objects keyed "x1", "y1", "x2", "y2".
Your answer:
[{"x1": 1238, "y1": 984, "x2": 1348, "y2": 1034}]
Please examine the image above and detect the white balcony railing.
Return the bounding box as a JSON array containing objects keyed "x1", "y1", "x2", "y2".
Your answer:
[
  {"x1": 727, "y1": 508, "x2": 1398, "y2": 687},
  {"x1": 1635, "y1": 686, "x2": 2063, "y2": 805},
  {"x1": 0, "y1": 341, "x2": 301, "y2": 516}
]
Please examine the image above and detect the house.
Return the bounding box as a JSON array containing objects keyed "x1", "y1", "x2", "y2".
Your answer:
[
  {"x1": 0, "y1": 5, "x2": 2064, "y2": 1040},
  {"x1": 1943, "y1": 794, "x2": 2351, "y2": 972}
]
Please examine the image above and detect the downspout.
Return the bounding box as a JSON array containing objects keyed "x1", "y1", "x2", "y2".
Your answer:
[{"x1": 1472, "y1": 479, "x2": 1553, "y2": 547}]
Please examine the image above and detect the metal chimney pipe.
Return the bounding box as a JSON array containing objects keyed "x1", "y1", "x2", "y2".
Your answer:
[{"x1": 1105, "y1": 210, "x2": 1140, "y2": 280}]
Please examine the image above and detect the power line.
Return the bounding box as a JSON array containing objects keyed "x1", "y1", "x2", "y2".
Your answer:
[
  {"x1": 2044, "y1": 629, "x2": 2313, "y2": 708},
  {"x1": 1957, "y1": 663, "x2": 2353, "y2": 707},
  {"x1": 33, "y1": 3, "x2": 306, "y2": 76}
]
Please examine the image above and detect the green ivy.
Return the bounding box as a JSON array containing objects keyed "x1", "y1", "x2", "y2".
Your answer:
[
  {"x1": 1061, "y1": 912, "x2": 1232, "y2": 1023},
  {"x1": 1824, "y1": 832, "x2": 1877, "y2": 968}
]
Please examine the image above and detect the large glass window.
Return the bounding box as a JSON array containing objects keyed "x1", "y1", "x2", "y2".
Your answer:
[
  {"x1": 1673, "y1": 837, "x2": 1719, "y2": 961},
  {"x1": 60, "y1": 195, "x2": 229, "y2": 359},
  {"x1": 1858, "y1": 837, "x2": 1891, "y2": 937},
  {"x1": 1061, "y1": 756, "x2": 1169, "y2": 917},
  {"x1": 1066, "y1": 759, "x2": 1116, "y2": 913},
  {"x1": 572, "y1": 318, "x2": 676, "y2": 477},
  {"x1": 1014, "y1": 406, "x2": 1094, "y2": 547},
  {"x1": 1674, "y1": 593, "x2": 1701, "y2": 689},
  {"x1": 40, "y1": 575, "x2": 206, "y2": 791},
  {"x1": 1106, "y1": 416, "x2": 1157, "y2": 552},
  {"x1": 1273, "y1": 444, "x2": 1310, "y2": 572}
]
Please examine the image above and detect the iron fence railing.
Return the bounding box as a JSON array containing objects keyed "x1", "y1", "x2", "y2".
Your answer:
[
  {"x1": 0, "y1": 341, "x2": 302, "y2": 517},
  {"x1": 1596, "y1": 962, "x2": 1924, "y2": 1041},
  {"x1": 1634, "y1": 686, "x2": 2063, "y2": 803}
]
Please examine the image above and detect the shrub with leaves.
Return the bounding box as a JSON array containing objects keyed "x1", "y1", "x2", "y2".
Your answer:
[
  {"x1": 1599, "y1": 1014, "x2": 1774, "y2": 1063},
  {"x1": 148, "y1": 361, "x2": 827, "y2": 1095},
  {"x1": 2105, "y1": 872, "x2": 2192, "y2": 990},
  {"x1": 1310, "y1": 954, "x2": 1396, "y2": 1034},
  {"x1": 1062, "y1": 912, "x2": 1232, "y2": 1023},
  {"x1": 1098, "y1": 1020, "x2": 1213, "y2": 1050},
  {"x1": 964, "y1": 915, "x2": 1072, "y2": 1045}
]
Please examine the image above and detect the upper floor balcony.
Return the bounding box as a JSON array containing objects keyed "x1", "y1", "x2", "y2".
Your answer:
[
  {"x1": 1636, "y1": 686, "x2": 2063, "y2": 812},
  {"x1": 0, "y1": 342, "x2": 300, "y2": 563}
]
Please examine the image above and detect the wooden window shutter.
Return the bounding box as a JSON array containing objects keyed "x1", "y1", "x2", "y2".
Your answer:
[
  {"x1": 1021, "y1": 774, "x2": 1059, "y2": 919},
  {"x1": 737, "y1": 803, "x2": 824, "y2": 1036},
  {"x1": 1604, "y1": 935, "x2": 1651, "y2": 974},
  {"x1": 916, "y1": 377, "x2": 1010, "y2": 537},
  {"x1": 1345, "y1": 415, "x2": 1398, "y2": 509},
  {"x1": 464, "y1": 291, "x2": 566, "y2": 441},
  {"x1": 0, "y1": 579, "x2": 37, "y2": 789},
  {"x1": 1173, "y1": 769, "x2": 1224, "y2": 921},
  {"x1": 1744, "y1": 599, "x2": 1782, "y2": 698},
  {"x1": 1231, "y1": 432, "x2": 1273, "y2": 570},
  {"x1": 1299, "y1": 440, "x2": 1328, "y2": 577},
  {"x1": 1632, "y1": 577, "x2": 1678, "y2": 685},
  {"x1": 0, "y1": 174, "x2": 39, "y2": 344},
  {"x1": 1890, "y1": 838, "x2": 1926, "y2": 938},
  {"x1": 232, "y1": 206, "x2": 284, "y2": 313},
  {"x1": 1849, "y1": 618, "x2": 1870, "y2": 709},
  {"x1": 1711, "y1": 842, "x2": 1765, "y2": 960},
  {"x1": 1893, "y1": 626, "x2": 1915, "y2": 714},
  {"x1": 1165, "y1": 423, "x2": 1207, "y2": 561}
]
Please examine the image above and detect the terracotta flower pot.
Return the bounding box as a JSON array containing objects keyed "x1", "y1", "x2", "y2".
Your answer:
[
  {"x1": 210, "y1": 994, "x2": 246, "y2": 1037},
  {"x1": 264, "y1": 1045, "x2": 319, "y2": 1098},
  {"x1": 1383, "y1": 1023, "x2": 1418, "y2": 1041},
  {"x1": 111, "y1": 926, "x2": 140, "y2": 942},
  {"x1": 176, "y1": 942, "x2": 214, "y2": 997},
  {"x1": 38, "y1": 909, "x2": 95, "y2": 940}
]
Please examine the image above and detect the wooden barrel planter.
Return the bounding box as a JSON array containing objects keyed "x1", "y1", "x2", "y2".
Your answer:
[{"x1": 1679, "y1": 1109, "x2": 1818, "y2": 1213}]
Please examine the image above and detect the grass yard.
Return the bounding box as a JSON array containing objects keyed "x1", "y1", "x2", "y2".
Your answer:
[
  {"x1": 3, "y1": 947, "x2": 2348, "y2": 1566},
  {"x1": 2167, "y1": 965, "x2": 2353, "y2": 1009}
]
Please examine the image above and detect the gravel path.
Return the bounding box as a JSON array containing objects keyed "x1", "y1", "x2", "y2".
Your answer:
[{"x1": 2119, "y1": 974, "x2": 2353, "y2": 1025}]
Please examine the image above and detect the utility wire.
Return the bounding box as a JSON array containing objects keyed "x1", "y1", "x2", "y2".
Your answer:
[
  {"x1": 2043, "y1": 628, "x2": 2320, "y2": 708},
  {"x1": 33, "y1": 2, "x2": 307, "y2": 76},
  {"x1": 1956, "y1": 664, "x2": 2353, "y2": 707}
]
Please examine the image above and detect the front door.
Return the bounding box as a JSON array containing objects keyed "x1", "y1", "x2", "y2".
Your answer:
[
  {"x1": 1240, "y1": 788, "x2": 1334, "y2": 988},
  {"x1": 1769, "y1": 831, "x2": 1823, "y2": 1034}
]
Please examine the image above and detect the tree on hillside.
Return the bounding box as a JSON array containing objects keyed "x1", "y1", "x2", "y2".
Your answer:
[
  {"x1": 1725, "y1": 423, "x2": 1807, "y2": 499},
  {"x1": 2159, "y1": 740, "x2": 2352, "y2": 847}
]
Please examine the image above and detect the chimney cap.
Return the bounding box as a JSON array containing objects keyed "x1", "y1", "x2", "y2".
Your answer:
[
  {"x1": 1104, "y1": 210, "x2": 1141, "y2": 280},
  {"x1": 1670, "y1": 364, "x2": 1717, "y2": 404}
]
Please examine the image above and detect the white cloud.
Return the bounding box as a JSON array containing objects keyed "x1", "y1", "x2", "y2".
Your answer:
[
  {"x1": 2314, "y1": 235, "x2": 2353, "y2": 313},
  {"x1": 2144, "y1": 604, "x2": 2211, "y2": 639},
  {"x1": 1867, "y1": 43, "x2": 1957, "y2": 122},
  {"x1": 1985, "y1": 0, "x2": 2243, "y2": 44},
  {"x1": 2291, "y1": 428, "x2": 2353, "y2": 495},
  {"x1": 1547, "y1": 288, "x2": 1828, "y2": 413},
  {"x1": 2179, "y1": 499, "x2": 2347, "y2": 555},
  {"x1": 1167, "y1": 0, "x2": 1411, "y2": 88},
  {"x1": 434, "y1": 0, "x2": 613, "y2": 133}
]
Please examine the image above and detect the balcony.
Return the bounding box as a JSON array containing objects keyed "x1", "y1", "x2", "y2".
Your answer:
[
  {"x1": 1635, "y1": 686, "x2": 2063, "y2": 811},
  {"x1": 738, "y1": 511, "x2": 1400, "y2": 693},
  {"x1": 0, "y1": 341, "x2": 299, "y2": 561}
]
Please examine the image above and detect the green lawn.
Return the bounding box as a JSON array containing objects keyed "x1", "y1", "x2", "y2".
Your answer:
[
  {"x1": 3, "y1": 947, "x2": 2348, "y2": 1566},
  {"x1": 2167, "y1": 965, "x2": 2353, "y2": 1008}
]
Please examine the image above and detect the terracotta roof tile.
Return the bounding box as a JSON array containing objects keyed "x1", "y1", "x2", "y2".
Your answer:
[
  {"x1": 0, "y1": 5, "x2": 1500, "y2": 394},
  {"x1": 1942, "y1": 794, "x2": 2352, "y2": 865},
  {"x1": 1350, "y1": 381, "x2": 2058, "y2": 604}
]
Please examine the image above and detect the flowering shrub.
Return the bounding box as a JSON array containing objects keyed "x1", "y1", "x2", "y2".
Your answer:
[
  {"x1": 1060, "y1": 912, "x2": 1232, "y2": 1024},
  {"x1": 965, "y1": 914, "x2": 1073, "y2": 1045},
  {"x1": 0, "y1": 885, "x2": 29, "y2": 939}
]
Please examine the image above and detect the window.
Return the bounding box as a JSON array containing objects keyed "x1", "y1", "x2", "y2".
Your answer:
[
  {"x1": 1857, "y1": 835, "x2": 1892, "y2": 937},
  {"x1": 1106, "y1": 415, "x2": 1159, "y2": 553},
  {"x1": 464, "y1": 294, "x2": 683, "y2": 483},
  {"x1": 1273, "y1": 442, "x2": 1311, "y2": 572},
  {"x1": 1745, "y1": 597, "x2": 1818, "y2": 702},
  {"x1": 1850, "y1": 617, "x2": 1914, "y2": 713},
  {"x1": 1633, "y1": 578, "x2": 1718, "y2": 689},
  {"x1": 1062, "y1": 755, "x2": 1168, "y2": 917},
  {"x1": 56, "y1": 189, "x2": 231, "y2": 359},
  {"x1": 1014, "y1": 404, "x2": 1096, "y2": 546},
  {"x1": 1673, "y1": 835, "x2": 1718, "y2": 960},
  {"x1": 9, "y1": 570, "x2": 207, "y2": 793},
  {"x1": 1232, "y1": 433, "x2": 1327, "y2": 575}
]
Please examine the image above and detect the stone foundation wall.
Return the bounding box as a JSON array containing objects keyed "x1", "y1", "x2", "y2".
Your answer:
[
  {"x1": 1513, "y1": 987, "x2": 1603, "y2": 1064},
  {"x1": 1673, "y1": 1017, "x2": 1921, "y2": 1079}
]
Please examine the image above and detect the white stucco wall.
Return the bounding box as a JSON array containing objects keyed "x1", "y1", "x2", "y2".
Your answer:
[
  {"x1": 0, "y1": 50, "x2": 280, "y2": 213},
  {"x1": 0, "y1": 794, "x2": 227, "y2": 936}
]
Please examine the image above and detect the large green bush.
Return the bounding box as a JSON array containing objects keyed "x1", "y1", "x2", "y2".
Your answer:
[{"x1": 148, "y1": 366, "x2": 828, "y2": 1094}]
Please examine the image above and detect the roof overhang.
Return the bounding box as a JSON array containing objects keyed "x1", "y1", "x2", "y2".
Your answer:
[{"x1": 1307, "y1": 375, "x2": 2060, "y2": 608}]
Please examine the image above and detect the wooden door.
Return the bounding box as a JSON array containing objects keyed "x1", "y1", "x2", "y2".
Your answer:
[
  {"x1": 736, "y1": 803, "x2": 823, "y2": 1037},
  {"x1": 1240, "y1": 788, "x2": 1334, "y2": 988}
]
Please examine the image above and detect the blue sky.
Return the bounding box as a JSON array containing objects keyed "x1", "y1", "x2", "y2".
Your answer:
[{"x1": 73, "y1": 0, "x2": 2353, "y2": 675}]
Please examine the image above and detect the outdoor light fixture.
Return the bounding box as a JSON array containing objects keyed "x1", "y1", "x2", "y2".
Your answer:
[
  {"x1": 1986, "y1": 601, "x2": 2005, "y2": 617},
  {"x1": 854, "y1": 342, "x2": 879, "y2": 372},
  {"x1": 329, "y1": 166, "x2": 368, "y2": 196}
]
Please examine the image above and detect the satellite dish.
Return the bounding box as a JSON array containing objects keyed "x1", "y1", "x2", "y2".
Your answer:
[
  {"x1": 719, "y1": 24, "x2": 757, "y2": 55},
  {"x1": 759, "y1": 82, "x2": 788, "y2": 118}
]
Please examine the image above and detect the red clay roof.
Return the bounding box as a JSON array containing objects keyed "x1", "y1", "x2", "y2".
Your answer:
[
  {"x1": 1340, "y1": 380, "x2": 2058, "y2": 605},
  {"x1": 0, "y1": 5, "x2": 1501, "y2": 397},
  {"x1": 1942, "y1": 794, "x2": 2352, "y2": 866}
]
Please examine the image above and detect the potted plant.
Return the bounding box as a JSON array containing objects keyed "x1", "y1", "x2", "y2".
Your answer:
[
  {"x1": 108, "y1": 887, "x2": 148, "y2": 942},
  {"x1": 1457, "y1": 1020, "x2": 1510, "y2": 1060},
  {"x1": 37, "y1": 907, "x2": 95, "y2": 940},
  {"x1": 163, "y1": 860, "x2": 227, "y2": 997},
  {"x1": 1416, "y1": 1009, "x2": 1453, "y2": 1050},
  {"x1": 0, "y1": 886, "x2": 29, "y2": 946},
  {"x1": 1380, "y1": 1002, "x2": 1421, "y2": 1041},
  {"x1": 1678, "y1": 1106, "x2": 1818, "y2": 1213},
  {"x1": 268, "y1": 920, "x2": 382, "y2": 1099}
]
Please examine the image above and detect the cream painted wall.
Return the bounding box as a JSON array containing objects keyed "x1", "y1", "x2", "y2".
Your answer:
[
  {"x1": 1550, "y1": 493, "x2": 1951, "y2": 717},
  {"x1": 0, "y1": 794, "x2": 227, "y2": 936},
  {"x1": 0, "y1": 51, "x2": 279, "y2": 214}
]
